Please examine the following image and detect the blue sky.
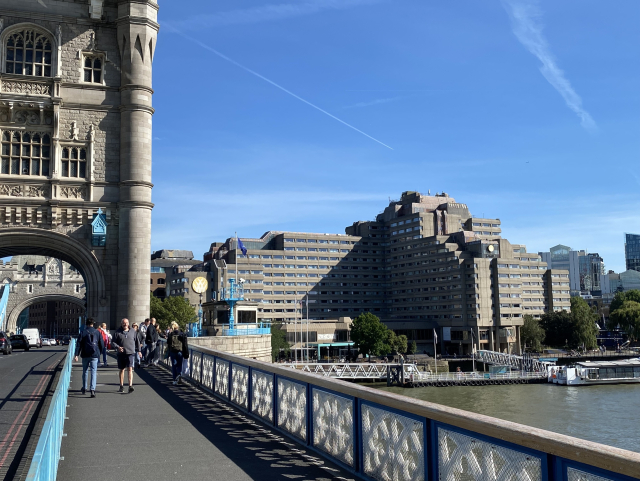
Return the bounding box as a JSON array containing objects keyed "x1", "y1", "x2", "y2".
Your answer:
[{"x1": 151, "y1": 0, "x2": 640, "y2": 272}]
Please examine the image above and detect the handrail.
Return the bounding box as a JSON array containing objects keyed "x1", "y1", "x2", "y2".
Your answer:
[
  {"x1": 158, "y1": 340, "x2": 640, "y2": 480},
  {"x1": 25, "y1": 339, "x2": 75, "y2": 481}
]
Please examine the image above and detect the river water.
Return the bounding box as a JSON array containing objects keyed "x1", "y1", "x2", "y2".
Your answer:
[{"x1": 376, "y1": 383, "x2": 640, "y2": 453}]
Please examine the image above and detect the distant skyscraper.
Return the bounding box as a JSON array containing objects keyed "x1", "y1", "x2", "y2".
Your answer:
[
  {"x1": 539, "y1": 245, "x2": 582, "y2": 292},
  {"x1": 625, "y1": 233, "x2": 640, "y2": 272}
]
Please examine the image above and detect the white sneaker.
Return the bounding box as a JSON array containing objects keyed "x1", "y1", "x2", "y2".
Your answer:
[{"x1": 172, "y1": 380, "x2": 177, "y2": 386}]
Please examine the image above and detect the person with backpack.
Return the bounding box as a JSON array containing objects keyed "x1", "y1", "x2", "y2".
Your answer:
[
  {"x1": 111, "y1": 318, "x2": 141, "y2": 393},
  {"x1": 139, "y1": 318, "x2": 149, "y2": 365},
  {"x1": 74, "y1": 318, "x2": 105, "y2": 398},
  {"x1": 132, "y1": 322, "x2": 145, "y2": 369},
  {"x1": 167, "y1": 321, "x2": 189, "y2": 385},
  {"x1": 98, "y1": 322, "x2": 111, "y2": 367}
]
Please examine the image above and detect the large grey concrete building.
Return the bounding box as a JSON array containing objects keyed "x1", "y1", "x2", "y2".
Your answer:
[
  {"x1": 0, "y1": 1, "x2": 158, "y2": 330},
  {"x1": 204, "y1": 192, "x2": 571, "y2": 355}
]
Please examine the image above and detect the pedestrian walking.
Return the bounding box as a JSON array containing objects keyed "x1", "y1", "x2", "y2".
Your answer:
[
  {"x1": 98, "y1": 322, "x2": 110, "y2": 367},
  {"x1": 73, "y1": 318, "x2": 105, "y2": 398},
  {"x1": 139, "y1": 319, "x2": 149, "y2": 365},
  {"x1": 111, "y1": 318, "x2": 141, "y2": 393},
  {"x1": 132, "y1": 323, "x2": 145, "y2": 369},
  {"x1": 145, "y1": 318, "x2": 159, "y2": 366},
  {"x1": 167, "y1": 322, "x2": 189, "y2": 385}
]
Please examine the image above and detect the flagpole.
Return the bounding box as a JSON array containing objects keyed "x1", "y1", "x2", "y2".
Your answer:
[
  {"x1": 433, "y1": 328, "x2": 438, "y2": 376},
  {"x1": 306, "y1": 296, "x2": 309, "y2": 362}
]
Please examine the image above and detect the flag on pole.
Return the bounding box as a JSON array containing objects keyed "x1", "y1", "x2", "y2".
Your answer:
[{"x1": 237, "y1": 237, "x2": 247, "y2": 256}]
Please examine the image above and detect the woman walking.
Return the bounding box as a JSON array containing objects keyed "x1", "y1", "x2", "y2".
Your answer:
[
  {"x1": 167, "y1": 322, "x2": 189, "y2": 385},
  {"x1": 98, "y1": 323, "x2": 111, "y2": 367}
]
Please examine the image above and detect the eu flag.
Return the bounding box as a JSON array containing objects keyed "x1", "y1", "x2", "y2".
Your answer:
[{"x1": 237, "y1": 238, "x2": 247, "y2": 256}]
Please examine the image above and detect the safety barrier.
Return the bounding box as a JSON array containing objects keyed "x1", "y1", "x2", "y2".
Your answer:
[
  {"x1": 158, "y1": 340, "x2": 640, "y2": 481},
  {"x1": 25, "y1": 339, "x2": 75, "y2": 481}
]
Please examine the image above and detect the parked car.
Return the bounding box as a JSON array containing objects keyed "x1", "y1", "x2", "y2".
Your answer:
[
  {"x1": 41, "y1": 338, "x2": 51, "y2": 346},
  {"x1": 0, "y1": 331, "x2": 13, "y2": 355},
  {"x1": 10, "y1": 334, "x2": 30, "y2": 351}
]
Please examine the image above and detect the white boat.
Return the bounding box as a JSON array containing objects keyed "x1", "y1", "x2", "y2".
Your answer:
[{"x1": 549, "y1": 359, "x2": 640, "y2": 386}]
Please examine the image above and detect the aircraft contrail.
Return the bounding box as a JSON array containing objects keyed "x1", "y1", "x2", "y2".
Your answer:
[{"x1": 167, "y1": 26, "x2": 393, "y2": 150}]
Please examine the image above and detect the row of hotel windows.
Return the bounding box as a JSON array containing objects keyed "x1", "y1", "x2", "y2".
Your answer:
[
  {"x1": 284, "y1": 238, "x2": 354, "y2": 244},
  {"x1": 496, "y1": 264, "x2": 547, "y2": 269},
  {"x1": 390, "y1": 217, "x2": 421, "y2": 227},
  {"x1": 472, "y1": 223, "x2": 501, "y2": 227},
  {"x1": 1, "y1": 132, "x2": 88, "y2": 178}
]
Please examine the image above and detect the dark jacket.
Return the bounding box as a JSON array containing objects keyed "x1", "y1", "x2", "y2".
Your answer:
[
  {"x1": 75, "y1": 326, "x2": 105, "y2": 359},
  {"x1": 136, "y1": 329, "x2": 145, "y2": 347},
  {"x1": 111, "y1": 327, "x2": 140, "y2": 356},
  {"x1": 145, "y1": 324, "x2": 158, "y2": 344},
  {"x1": 168, "y1": 329, "x2": 189, "y2": 358}
]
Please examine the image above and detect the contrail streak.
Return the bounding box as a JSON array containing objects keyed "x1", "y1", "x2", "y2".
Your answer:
[{"x1": 166, "y1": 25, "x2": 393, "y2": 150}]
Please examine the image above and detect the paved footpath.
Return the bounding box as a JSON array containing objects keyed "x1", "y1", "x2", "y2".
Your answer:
[{"x1": 58, "y1": 357, "x2": 355, "y2": 481}]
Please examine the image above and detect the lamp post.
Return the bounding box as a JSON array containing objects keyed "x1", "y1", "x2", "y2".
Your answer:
[{"x1": 191, "y1": 277, "x2": 208, "y2": 338}]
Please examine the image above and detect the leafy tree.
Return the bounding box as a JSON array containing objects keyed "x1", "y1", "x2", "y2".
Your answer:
[
  {"x1": 609, "y1": 290, "x2": 640, "y2": 314},
  {"x1": 149, "y1": 293, "x2": 197, "y2": 331},
  {"x1": 570, "y1": 296, "x2": 599, "y2": 350},
  {"x1": 395, "y1": 334, "x2": 408, "y2": 355},
  {"x1": 270, "y1": 322, "x2": 290, "y2": 361},
  {"x1": 407, "y1": 341, "x2": 417, "y2": 356},
  {"x1": 350, "y1": 312, "x2": 390, "y2": 360},
  {"x1": 609, "y1": 301, "x2": 640, "y2": 341},
  {"x1": 540, "y1": 310, "x2": 573, "y2": 347},
  {"x1": 521, "y1": 314, "x2": 545, "y2": 352}
]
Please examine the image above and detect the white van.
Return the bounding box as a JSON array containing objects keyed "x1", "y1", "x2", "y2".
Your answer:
[{"x1": 22, "y1": 328, "x2": 42, "y2": 348}]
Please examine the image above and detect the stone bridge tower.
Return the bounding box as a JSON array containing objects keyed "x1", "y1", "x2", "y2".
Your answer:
[{"x1": 0, "y1": 1, "x2": 159, "y2": 330}]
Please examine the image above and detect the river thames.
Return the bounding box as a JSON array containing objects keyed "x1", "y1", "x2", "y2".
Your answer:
[{"x1": 377, "y1": 382, "x2": 640, "y2": 453}]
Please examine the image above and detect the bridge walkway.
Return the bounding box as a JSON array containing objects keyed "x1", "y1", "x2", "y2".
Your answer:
[{"x1": 58, "y1": 359, "x2": 354, "y2": 481}]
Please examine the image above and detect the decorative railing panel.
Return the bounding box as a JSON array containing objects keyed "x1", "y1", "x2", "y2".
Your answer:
[
  {"x1": 190, "y1": 350, "x2": 202, "y2": 384},
  {"x1": 437, "y1": 426, "x2": 542, "y2": 481},
  {"x1": 361, "y1": 402, "x2": 425, "y2": 481},
  {"x1": 215, "y1": 358, "x2": 229, "y2": 398},
  {"x1": 277, "y1": 377, "x2": 307, "y2": 441},
  {"x1": 155, "y1": 340, "x2": 640, "y2": 481},
  {"x1": 231, "y1": 364, "x2": 249, "y2": 409},
  {"x1": 202, "y1": 354, "x2": 214, "y2": 390},
  {"x1": 312, "y1": 388, "x2": 354, "y2": 467},
  {"x1": 251, "y1": 370, "x2": 273, "y2": 422}
]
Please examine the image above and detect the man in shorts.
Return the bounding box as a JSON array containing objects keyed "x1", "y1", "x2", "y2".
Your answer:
[{"x1": 111, "y1": 318, "x2": 141, "y2": 393}]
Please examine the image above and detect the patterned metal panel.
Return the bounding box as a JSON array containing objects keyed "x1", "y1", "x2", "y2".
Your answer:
[
  {"x1": 277, "y1": 377, "x2": 307, "y2": 441},
  {"x1": 231, "y1": 364, "x2": 249, "y2": 408},
  {"x1": 312, "y1": 388, "x2": 354, "y2": 466},
  {"x1": 438, "y1": 427, "x2": 542, "y2": 481},
  {"x1": 190, "y1": 351, "x2": 202, "y2": 383},
  {"x1": 202, "y1": 354, "x2": 214, "y2": 390},
  {"x1": 251, "y1": 370, "x2": 273, "y2": 422},
  {"x1": 567, "y1": 468, "x2": 615, "y2": 481},
  {"x1": 215, "y1": 358, "x2": 229, "y2": 398},
  {"x1": 362, "y1": 403, "x2": 424, "y2": 481}
]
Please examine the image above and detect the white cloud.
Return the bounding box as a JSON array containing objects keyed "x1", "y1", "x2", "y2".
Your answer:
[
  {"x1": 173, "y1": 0, "x2": 382, "y2": 30},
  {"x1": 502, "y1": 0, "x2": 597, "y2": 132}
]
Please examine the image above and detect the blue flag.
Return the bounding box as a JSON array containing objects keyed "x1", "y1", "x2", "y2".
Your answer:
[{"x1": 237, "y1": 238, "x2": 247, "y2": 256}]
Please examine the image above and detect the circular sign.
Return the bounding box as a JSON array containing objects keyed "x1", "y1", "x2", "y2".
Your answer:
[
  {"x1": 487, "y1": 245, "x2": 495, "y2": 252},
  {"x1": 192, "y1": 276, "x2": 208, "y2": 294}
]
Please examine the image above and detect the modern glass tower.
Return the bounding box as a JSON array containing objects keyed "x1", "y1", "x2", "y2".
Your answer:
[{"x1": 625, "y1": 233, "x2": 640, "y2": 272}]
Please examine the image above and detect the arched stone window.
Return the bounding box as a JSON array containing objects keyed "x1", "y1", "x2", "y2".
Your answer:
[
  {"x1": 61, "y1": 146, "x2": 87, "y2": 178},
  {"x1": 1, "y1": 131, "x2": 51, "y2": 176},
  {"x1": 5, "y1": 29, "x2": 53, "y2": 77}
]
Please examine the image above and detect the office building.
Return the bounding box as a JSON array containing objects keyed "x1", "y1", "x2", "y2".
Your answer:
[
  {"x1": 539, "y1": 245, "x2": 582, "y2": 293},
  {"x1": 205, "y1": 191, "x2": 571, "y2": 355},
  {"x1": 625, "y1": 233, "x2": 640, "y2": 273}
]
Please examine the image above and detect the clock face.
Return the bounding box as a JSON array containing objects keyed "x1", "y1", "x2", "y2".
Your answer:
[{"x1": 487, "y1": 245, "x2": 495, "y2": 253}]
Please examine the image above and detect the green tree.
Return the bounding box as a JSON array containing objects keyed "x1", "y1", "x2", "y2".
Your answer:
[
  {"x1": 395, "y1": 334, "x2": 408, "y2": 355},
  {"x1": 540, "y1": 310, "x2": 573, "y2": 347},
  {"x1": 149, "y1": 293, "x2": 197, "y2": 331},
  {"x1": 520, "y1": 314, "x2": 545, "y2": 352},
  {"x1": 570, "y1": 296, "x2": 599, "y2": 350},
  {"x1": 609, "y1": 290, "x2": 640, "y2": 314},
  {"x1": 407, "y1": 341, "x2": 417, "y2": 356},
  {"x1": 270, "y1": 322, "x2": 290, "y2": 361},
  {"x1": 350, "y1": 312, "x2": 389, "y2": 360},
  {"x1": 609, "y1": 301, "x2": 640, "y2": 341}
]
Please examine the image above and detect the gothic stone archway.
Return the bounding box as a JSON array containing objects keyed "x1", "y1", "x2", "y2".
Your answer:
[{"x1": 9, "y1": 293, "x2": 85, "y2": 334}]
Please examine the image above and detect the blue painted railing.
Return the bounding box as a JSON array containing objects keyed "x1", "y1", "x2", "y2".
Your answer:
[
  {"x1": 220, "y1": 322, "x2": 271, "y2": 336},
  {"x1": 158, "y1": 340, "x2": 640, "y2": 481},
  {"x1": 25, "y1": 339, "x2": 75, "y2": 481}
]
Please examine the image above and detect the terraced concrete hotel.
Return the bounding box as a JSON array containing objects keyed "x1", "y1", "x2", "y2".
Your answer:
[{"x1": 203, "y1": 191, "x2": 570, "y2": 355}]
